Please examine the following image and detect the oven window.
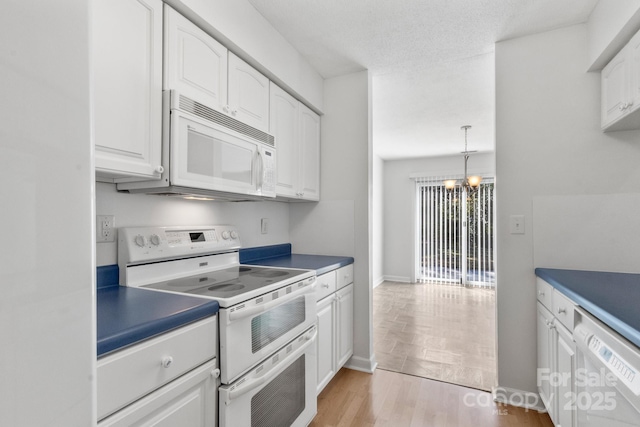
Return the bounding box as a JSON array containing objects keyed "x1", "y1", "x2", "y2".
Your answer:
[
  {"x1": 251, "y1": 296, "x2": 305, "y2": 353},
  {"x1": 251, "y1": 355, "x2": 305, "y2": 427}
]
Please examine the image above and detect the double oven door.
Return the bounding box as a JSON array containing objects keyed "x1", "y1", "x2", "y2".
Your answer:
[
  {"x1": 218, "y1": 276, "x2": 316, "y2": 384},
  {"x1": 219, "y1": 325, "x2": 317, "y2": 427}
]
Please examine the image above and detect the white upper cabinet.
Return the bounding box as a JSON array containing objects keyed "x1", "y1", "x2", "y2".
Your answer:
[
  {"x1": 228, "y1": 53, "x2": 270, "y2": 132},
  {"x1": 270, "y1": 83, "x2": 320, "y2": 201},
  {"x1": 630, "y1": 32, "x2": 640, "y2": 117},
  {"x1": 602, "y1": 29, "x2": 640, "y2": 132},
  {"x1": 270, "y1": 83, "x2": 299, "y2": 198},
  {"x1": 164, "y1": 5, "x2": 228, "y2": 112},
  {"x1": 298, "y1": 103, "x2": 320, "y2": 201},
  {"x1": 93, "y1": 0, "x2": 163, "y2": 181},
  {"x1": 602, "y1": 54, "x2": 629, "y2": 127},
  {"x1": 165, "y1": 6, "x2": 269, "y2": 132}
]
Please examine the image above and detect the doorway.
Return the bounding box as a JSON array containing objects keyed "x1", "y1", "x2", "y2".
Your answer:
[{"x1": 373, "y1": 177, "x2": 496, "y2": 391}]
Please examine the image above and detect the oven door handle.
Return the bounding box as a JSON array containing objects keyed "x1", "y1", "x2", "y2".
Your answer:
[
  {"x1": 226, "y1": 326, "x2": 317, "y2": 403},
  {"x1": 227, "y1": 280, "x2": 316, "y2": 322}
]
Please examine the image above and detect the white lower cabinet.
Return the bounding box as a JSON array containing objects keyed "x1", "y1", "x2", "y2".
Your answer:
[
  {"x1": 97, "y1": 316, "x2": 218, "y2": 426},
  {"x1": 316, "y1": 295, "x2": 336, "y2": 394},
  {"x1": 536, "y1": 279, "x2": 576, "y2": 427},
  {"x1": 336, "y1": 284, "x2": 354, "y2": 368},
  {"x1": 98, "y1": 359, "x2": 218, "y2": 427},
  {"x1": 315, "y1": 265, "x2": 354, "y2": 394}
]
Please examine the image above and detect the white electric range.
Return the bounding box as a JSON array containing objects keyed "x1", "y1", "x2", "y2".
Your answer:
[{"x1": 118, "y1": 225, "x2": 318, "y2": 427}]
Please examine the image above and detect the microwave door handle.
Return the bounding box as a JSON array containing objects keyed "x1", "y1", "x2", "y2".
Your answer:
[
  {"x1": 256, "y1": 148, "x2": 264, "y2": 191},
  {"x1": 227, "y1": 280, "x2": 316, "y2": 322},
  {"x1": 225, "y1": 327, "x2": 317, "y2": 403}
]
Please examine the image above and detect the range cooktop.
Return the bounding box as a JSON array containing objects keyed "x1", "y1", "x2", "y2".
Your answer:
[{"x1": 141, "y1": 264, "x2": 312, "y2": 307}]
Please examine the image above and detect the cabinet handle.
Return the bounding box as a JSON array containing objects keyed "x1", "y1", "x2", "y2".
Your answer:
[
  {"x1": 223, "y1": 105, "x2": 230, "y2": 113},
  {"x1": 155, "y1": 165, "x2": 164, "y2": 174},
  {"x1": 211, "y1": 368, "x2": 221, "y2": 379},
  {"x1": 161, "y1": 356, "x2": 174, "y2": 368},
  {"x1": 231, "y1": 109, "x2": 238, "y2": 116},
  {"x1": 538, "y1": 291, "x2": 544, "y2": 297},
  {"x1": 557, "y1": 307, "x2": 567, "y2": 315},
  {"x1": 321, "y1": 283, "x2": 330, "y2": 289}
]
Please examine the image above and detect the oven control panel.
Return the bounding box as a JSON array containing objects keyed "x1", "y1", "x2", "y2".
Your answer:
[{"x1": 119, "y1": 225, "x2": 241, "y2": 265}]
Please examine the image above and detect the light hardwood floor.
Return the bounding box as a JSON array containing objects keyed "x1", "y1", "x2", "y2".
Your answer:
[
  {"x1": 310, "y1": 368, "x2": 553, "y2": 427},
  {"x1": 373, "y1": 281, "x2": 496, "y2": 391}
]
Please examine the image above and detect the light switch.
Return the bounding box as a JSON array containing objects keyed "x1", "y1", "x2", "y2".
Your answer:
[{"x1": 510, "y1": 215, "x2": 525, "y2": 234}]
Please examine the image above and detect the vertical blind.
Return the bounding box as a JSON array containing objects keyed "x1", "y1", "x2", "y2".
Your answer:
[{"x1": 416, "y1": 176, "x2": 495, "y2": 287}]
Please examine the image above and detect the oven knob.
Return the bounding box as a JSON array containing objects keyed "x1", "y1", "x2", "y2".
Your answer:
[
  {"x1": 221, "y1": 231, "x2": 230, "y2": 240},
  {"x1": 149, "y1": 234, "x2": 161, "y2": 246},
  {"x1": 134, "y1": 234, "x2": 147, "y2": 247},
  {"x1": 230, "y1": 230, "x2": 238, "y2": 239}
]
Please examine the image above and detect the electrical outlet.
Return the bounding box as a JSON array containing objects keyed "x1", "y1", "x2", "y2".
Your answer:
[
  {"x1": 261, "y1": 218, "x2": 269, "y2": 234},
  {"x1": 97, "y1": 215, "x2": 116, "y2": 243}
]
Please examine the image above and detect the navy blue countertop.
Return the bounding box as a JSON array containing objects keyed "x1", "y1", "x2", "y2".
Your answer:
[
  {"x1": 96, "y1": 266, "x2": 219, "y2": 357},
  {"x1": 535, "y1": 268, "x2": 640, "y2": 349},
  {"x1": 240, "y1": 244, "x2": 354, "y2": 276}
]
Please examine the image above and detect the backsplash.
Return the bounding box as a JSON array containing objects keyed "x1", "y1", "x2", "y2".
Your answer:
[{"x1": 95, "y1": 182, "x2": 291, "y2": 266}]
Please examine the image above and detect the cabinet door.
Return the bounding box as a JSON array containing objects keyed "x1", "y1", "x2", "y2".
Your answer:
[
  {"x1": 316, "y1": 296, "x2": 335, "y2": 394},
  {"x1": 270, "y1": 83, "x2": 299, "y2": 198},
  {"x1": 98, "y1": 359, "x2": 217, "y2": 427},
  {"x1": 164, "y1": 5, "x2": 227, "y2": 111},
  {"x1": 536, "y1": 302, "x2": 555, "y2": 419},
  {"x1": 228, "y1": 53, "x2": 270, "y2": 132},
  {"x1": 336, "y1": 284, "x2": 354, "y2": 368},
  {"x1": 556, "y1": 324, "x2": 575, "y2": 427},
  {"x1": 601, "y1": 51, "x2": 630, "y2": 128},
  {"x1": 298, "y1": 104, "x2": 321, "y2": 201},
  {"x1": 94, "y1": 0, "x2": 163, "y2": 180},
  {"x1": 629, "y1": 31, "x2": 640, "y2": 114}
]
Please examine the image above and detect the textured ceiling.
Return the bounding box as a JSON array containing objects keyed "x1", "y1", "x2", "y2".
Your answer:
[{"x1": 248, "y1": 0, "x2": 599, "y2": 159}]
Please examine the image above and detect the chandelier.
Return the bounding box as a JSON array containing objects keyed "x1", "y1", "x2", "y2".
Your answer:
[{"x1": 443, "y1": 125, "x2": 482, "y2": 192}]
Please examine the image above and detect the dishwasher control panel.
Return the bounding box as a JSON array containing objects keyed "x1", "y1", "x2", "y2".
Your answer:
[
  {"x1": 575, "y1": 309, "x2": 640, "y2": 397},
  {"x1": 589, "y1": 336, "x2": 638, "y2": 390}
]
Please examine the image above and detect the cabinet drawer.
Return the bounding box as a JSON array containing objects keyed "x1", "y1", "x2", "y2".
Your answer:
[
  {"x1": 97, "y1": 316, "x2": 217, "y2": 421},
  {"x1": 336, "y1": 264, "x2": 354, "y2": 290},
  {"x1": 536, "y1": 278, "x2": 553, "y2": 310},
  {"x1": 552, "y1": 290, "x2": 576, "y2": 331},
  {"x1": 315, "y1": 271, "x2": 337, "y2": 301},
  {"x1": 98, "y1": 358, "x2": 218, "y2": 427}
]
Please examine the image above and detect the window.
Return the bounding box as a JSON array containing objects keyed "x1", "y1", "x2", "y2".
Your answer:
[{"x1": 416, "y1": 177, "x2": 495, "y2": 286}]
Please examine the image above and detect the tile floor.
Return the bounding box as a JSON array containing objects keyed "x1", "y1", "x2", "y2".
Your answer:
[{"x1": 373, "y1": 281, "x2": 496, "y2": 391}]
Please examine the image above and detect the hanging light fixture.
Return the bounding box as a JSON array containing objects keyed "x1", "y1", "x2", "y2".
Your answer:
[{"x1": 444, "y1": 125, "x2": 482, "y2": 192}]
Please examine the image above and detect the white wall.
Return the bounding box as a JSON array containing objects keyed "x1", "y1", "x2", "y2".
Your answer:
[
  {"x1": 0, "y1": 1, "x2": 95, "y2": 425},
  {"x1": 587, "y1": 0, "x2": 640, "y2": 70},
  {"x1": 382, "y1": 153, "x2": 495, "y2": 283},
  {"x1": 96, "y1": 183, "x2": 291, "y2": 266},
  {"x1": 372, "y1": 155, "x2": 384, "y2": 287},
  {"x1": 290, "y1": 70, "x2": 376, "y2": 372},
  {"x1": 495, "y1": 24, "x2": 640, "y2": 394},
  {"x1": 166, "y1": 0, "x2": 324, "y2": 111}
]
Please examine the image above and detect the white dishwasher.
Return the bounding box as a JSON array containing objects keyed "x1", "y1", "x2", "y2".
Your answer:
[{"x1": 573, "y1": 308, "x2": 640, "y2": 426}]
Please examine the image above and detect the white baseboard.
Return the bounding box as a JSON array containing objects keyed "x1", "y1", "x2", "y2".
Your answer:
[
  {"x1": 382, "y1": 275, "x2": 411, "y2": 283},
  {"x1": 373, "y1": 276, "x2": 385, "y2": 288},
  {"x1": 344, "y1": 354, "x2": 378, "y2": 374},
  {"x1": 491, "y1": 386, "x2": 547, "y2": 412}
]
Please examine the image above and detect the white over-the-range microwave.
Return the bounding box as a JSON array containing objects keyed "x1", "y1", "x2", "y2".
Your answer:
[{"x1": 117, "y1": 90, "x2": 276, "y2": 201}]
